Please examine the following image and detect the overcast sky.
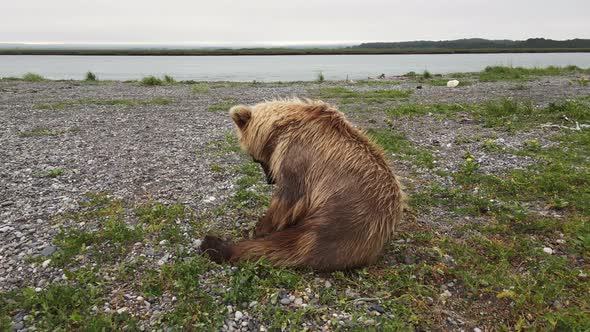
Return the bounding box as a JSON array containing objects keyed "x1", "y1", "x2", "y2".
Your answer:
[{"x1": 2, "y1": 0, "x2": 589, "y2": 44}]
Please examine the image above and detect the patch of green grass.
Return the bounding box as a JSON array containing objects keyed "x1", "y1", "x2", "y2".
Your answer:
[
  {"x1": 367, "y1": 127, "x2": 435, "y2": 168},
  {"x1": 390, "y1": 97, "x2": 590, "y2": 133},
  {"x1": 478, "y1": 65, "x2": 587, "y2": 82},
  {"x1": 191, "y1": 83, "x2": 210, "y2": 93},
  {"x1": 208, "y1": 97, "x2": 237, "y2": 112},
  {"x1": 574, "y1": 77, "x2": 590, "y2": 86},
  {"x1": 34, "y1": 167, "x2": 65, "y2": 178},
  {"x1": 52, "y1": 194, "x2": 144, "y2": 265},
  {"x1": 0, "y1": 282, "x2": 140, "y2": 331},
  {"x1": 317, "y1": 87, "x2": 413, "y2": 104},
  {"x1": 145, "y1": 256, "x2": 226, "y2": 329},
  {"x1": 84, "y1": 71, "x2": 98, "y2": 82},
  {"x1": 140, "y1": 75, "x2": 164, "y2": 86},
  {"x1": 224, "y1": 260, "x2": 303, "y2": 304},
  {"x1": 482, "y1": 139, "x2": 502, "y2": 152},
  {"x1": 439, "y1": 231, "x2": 590, "y2": 330},
  {"x1": 422, "y1": 70, "x2": 432, "y2": 79},
  {"x1": 209, "y1": 163, "x2": 224, "y2": 173},
  {"x1": 134, "y1": 202, "x2": 190, "y2": 243},
  {"x1": 36, "y1": 98, "x2": 172, "y2": 110},
  {"x1": 22, "y1": 72, "x2": 46, "y2": 82},
  {"x1": 476, "y1": 98, "x2": 589, "y2": 131},
  {"x1": 203, "y1": 132, "x2": 242, "y2": 156}
]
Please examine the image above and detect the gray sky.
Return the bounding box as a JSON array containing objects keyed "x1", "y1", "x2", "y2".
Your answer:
[{"x1": 2, "y1": 0, "x2": 589, "y2": 44}]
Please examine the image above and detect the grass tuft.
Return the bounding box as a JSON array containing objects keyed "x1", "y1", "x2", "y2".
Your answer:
[
  {"x1": 84, "y1": 71, "x2": 98, "y2": 81},
  {"x1": 22, "y1": 72, "x2": 46, "y2": 82},
  {"x1": 140, "y1": 76, "x2": 164, "y2": 86},
  {"x1": 367, "y1": 127, "x2": 435, "y2": 168},
  {"x1": 316, "y1": 71, "x2": 325, "y2": 83},
  {"x1": 34, "y1": 167, "x2": 65, "y2": 178},
  {"x1": 163, "y1": 74, "x2": 176, "y2": 84}
]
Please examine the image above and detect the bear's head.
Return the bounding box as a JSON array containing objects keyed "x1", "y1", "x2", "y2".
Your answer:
[
  {"x1": 229, "y1": 99, "x2": 332, "y2": 184},
  {"x1": 229, "y1": 102, "x2": 284, "y2": 184}
]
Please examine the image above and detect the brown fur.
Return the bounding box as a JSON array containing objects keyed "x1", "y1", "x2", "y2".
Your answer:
[{"x1": 201, "y1": 98, "x2": 406, "y2": 271}]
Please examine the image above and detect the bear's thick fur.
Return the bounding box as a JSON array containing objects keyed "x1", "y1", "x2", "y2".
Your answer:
[{"x1": 201, "y1": 99, "x2": 405, "y2": 271}]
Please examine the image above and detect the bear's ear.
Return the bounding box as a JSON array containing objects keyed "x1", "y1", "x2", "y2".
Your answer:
[{"x1": 229, "y1": 105, "x2": 252, "y2": 129}]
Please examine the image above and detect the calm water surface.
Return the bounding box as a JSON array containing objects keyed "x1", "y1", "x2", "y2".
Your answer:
[{"x1": 1, "y1": 53, "x2": 590, "y2": 82}]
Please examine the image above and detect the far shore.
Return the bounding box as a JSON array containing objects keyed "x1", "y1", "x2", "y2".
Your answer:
[{"x1": 2, "y1": 47, "x2": 590, "y2": 56}]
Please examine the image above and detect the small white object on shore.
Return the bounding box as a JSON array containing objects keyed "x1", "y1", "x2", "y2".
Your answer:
[
  {"x1": 447, "y1": 80, "x2": 460, "y2": 87},
  {"x1": 203, "y1": 196, "x2": 216, "y2": 203},
  {"x1": 543, "y1": 247, "x2": 553, "y2": 254}
]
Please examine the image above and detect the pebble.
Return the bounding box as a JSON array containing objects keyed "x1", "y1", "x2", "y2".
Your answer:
[
  {"x1": 280, "y1": 298, "x2": 291, "y2": 305},
  {"x1": 117, "y1": 307, "x2": 128, "y2": 314},
  {"x1": 248, "y1": 301, "x2": 258, "y2": 308},
  {"x1": 41, "y1": 259, "x2": 51, "y2": 268},
  {"x1": 234, "y1": 311, "x2": 243, "y2": 320},
  {"x1": 203, "y1": 196, "x2": 216, "y2": 203},
  {"x1": 0, "y1": 226, "x2": 14, "y2": 232},
  {"x1": 474, "y1": 328, "x2": 482, "y2": 332},
  {"x1": 41, "y1": 246, "x2": 57, "y2": 256},
  {"x1": 369, "y1": 303, "x2": 385, "y2": 314},
  {"x1": 441, "y1": 290, "x2": 452, "y2": 298},
  {"x1": 293, "y1": 298, "x2": 303, "y2": 306},
  {"x1": 324, "y1": 280, "x2": 332, "y2": 288},
  {"x1": 364, "y1": 319, "x2": 376, "y2": 326},
  {"x1": 443, "y1": 254, "x2": 456, "y2": 265},
  {"x1": 157, "y1": 253, "x2": 170, "y2": 265},
  {"x1": 543, "y1": 247, "x2": 553, "y2": 254},
  {"x1": 12, "y1": 321, "x2": 24, "y2": 330},
  {"x1": 1, "y1": 200, "x2": 14, "y2": 207}
]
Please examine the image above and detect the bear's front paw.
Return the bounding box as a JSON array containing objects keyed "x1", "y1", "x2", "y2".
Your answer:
[{"x1": 200, "y1": 235, "x2": 231, "y2": 263}]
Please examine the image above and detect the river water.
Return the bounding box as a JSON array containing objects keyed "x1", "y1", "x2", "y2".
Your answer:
[{"x1": 1, "y1": 53, "x2": 589, "y2": 82}]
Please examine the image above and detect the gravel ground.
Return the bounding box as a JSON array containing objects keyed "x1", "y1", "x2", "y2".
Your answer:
[{"x1": 1, "y1": 76, "x2": 588, "y2": 331}]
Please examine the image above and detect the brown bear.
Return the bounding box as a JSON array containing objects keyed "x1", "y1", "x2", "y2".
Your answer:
[{"x1": 200, "y1": 99, "x2": 405, "y2": 271}]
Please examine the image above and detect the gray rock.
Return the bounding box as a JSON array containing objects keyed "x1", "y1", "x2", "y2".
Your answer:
[
  {"x1": 12, "y1": 321, "x2": 24, "y2": 330},
  {"x1": 40, "y1": 246, "x2": 57, "y2": 256},
  {"x1": 279, "y1": 298, "x2": 291, "y2": 305}
]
